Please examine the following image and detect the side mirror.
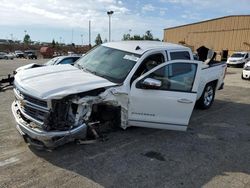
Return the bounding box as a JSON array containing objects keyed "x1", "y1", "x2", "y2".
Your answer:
[{"x1": 141, "y1": 78, "x2": 162, "y2": 89}]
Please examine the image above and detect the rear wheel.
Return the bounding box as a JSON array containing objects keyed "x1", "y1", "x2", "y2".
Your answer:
[{"x1": 197, "y1": 83, "x2": 215, "y2": 109}]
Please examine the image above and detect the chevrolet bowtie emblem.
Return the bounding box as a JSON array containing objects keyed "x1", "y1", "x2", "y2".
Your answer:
[{"x1": 20, "y1": 99, "x2": 26, "y2": 106}]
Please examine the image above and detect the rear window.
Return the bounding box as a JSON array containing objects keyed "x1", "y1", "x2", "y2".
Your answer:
[
  {"x1": 231, "y1": 53, "x2": 246, "y2": 58},
  {"x1": 170, "y1": 51, "x2": 191, "y2": 60}
]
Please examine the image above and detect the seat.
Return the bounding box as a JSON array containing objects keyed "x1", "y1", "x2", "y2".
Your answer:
[{"x1": 141, "y1": 60, "x2": 159, "y2": 75}]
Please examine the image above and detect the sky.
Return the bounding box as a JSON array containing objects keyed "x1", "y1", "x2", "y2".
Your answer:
[{"x1": 0, "y1": 0, "x2": 249, "y2": 45}]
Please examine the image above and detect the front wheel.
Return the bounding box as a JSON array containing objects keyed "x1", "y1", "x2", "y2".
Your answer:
[
  {"x1": 241, "y1": 73, "x2": 245, "y2": 80},
  {"x1": 197, "y1": 83, "x2": 215, "y2": 109}
]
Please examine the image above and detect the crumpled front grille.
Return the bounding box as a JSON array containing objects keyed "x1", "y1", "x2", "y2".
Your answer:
[
  {"x1": 22, "y1": 93, "x2": 47, "y2": 108},
  {"x1": 22, "y1": 105, "x2": 47, "y2": 122},
  {"x1": 15, "y1": 88, "x2": 48, "y2": 108},
  {"x1": 14, "y1": 87, "x2": 49, "y2": 124}
]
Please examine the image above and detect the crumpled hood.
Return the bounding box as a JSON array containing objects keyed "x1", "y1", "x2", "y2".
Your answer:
[{"x1": 14, "y1": 65, "x2": 117, "y2": 99}]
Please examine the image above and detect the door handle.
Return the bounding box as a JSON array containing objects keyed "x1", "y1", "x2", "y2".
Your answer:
[{"x1": 177, "y1": 98, "x2": 193, "y2": 104}]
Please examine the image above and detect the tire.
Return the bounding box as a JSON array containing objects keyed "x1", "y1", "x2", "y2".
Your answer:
[
  {"x1": 241, "y1": 73, "x2": 245, "y2": 80},
  {"x1": 197, "y1": 83, "x2": 215, "y2": 109},
  {"x1": 4, "y1": 56, "x2": 8, "y2": 60}
]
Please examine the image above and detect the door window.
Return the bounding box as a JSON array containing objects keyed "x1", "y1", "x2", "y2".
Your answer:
[
  {"x1": 170, "y1": 51, "x2": 191, "y2": 60},
  {"x1": 131, "y1": 53, "x2": 165, "y2": 84},
  {"x1": 137, "y1": 63, "x2": 197, "y2": 92}
]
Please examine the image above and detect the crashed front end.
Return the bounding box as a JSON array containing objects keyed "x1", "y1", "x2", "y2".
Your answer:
[
  {"x1": 12, "y1": 85, "x2": 126, "y2": 149},
  {"x1": 12, "y1": 86, "x2": 88, "y2": 148}
]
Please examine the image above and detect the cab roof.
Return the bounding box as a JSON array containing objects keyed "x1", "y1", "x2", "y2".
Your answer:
[{"x1": 102, "y1": 41, "x2": 190, "y2": 55}]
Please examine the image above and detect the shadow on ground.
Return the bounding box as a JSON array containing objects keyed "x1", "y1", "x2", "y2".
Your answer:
[{"x1": 30, "y1": 99, "x2": 250, "y2": 188}]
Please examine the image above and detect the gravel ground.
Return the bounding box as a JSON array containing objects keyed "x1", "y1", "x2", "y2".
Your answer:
[{"x1": 0, "y1": 59, "x2": 250, "y2": 188}]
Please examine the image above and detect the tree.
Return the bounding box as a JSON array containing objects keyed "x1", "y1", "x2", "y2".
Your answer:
[
  {"x1": 51, "y1": 39, "x2": 56, "y2": 48},
  {"x1": 122, "y1": 33, "x2": 131, "y2": 41},
  {"x1": 55, "y1": 41, "x2": 59, "y2": 47},
  {"x1": 143, "y1": 30, "x2": 153, "y2": 40},
  {"x1": 95, "y1": 33, "x2": 103, "y2": 45},
  {"x1": 23, "y1": 34, "x2": 31, "y2": 45},
  {"x1": 131, "y1": 35, "x2": 142, "y2": 40},
  {"x1": 121, "y1": 30, "x2": 161, "y2": 41}
]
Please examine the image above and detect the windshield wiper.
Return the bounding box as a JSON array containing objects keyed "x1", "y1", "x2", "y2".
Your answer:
[
  {"x1": 77, "y1": 65, "x2": 110, "y2": 81},
  {"x1": 76, "y1": 64, "x2": 89, "y2": 72},
  {"x1": 76, "y1": 64, "x2": 98, "y2": 76},
  {"x1": 86, "y1": 68, "x2": 98, "y2": 76}
]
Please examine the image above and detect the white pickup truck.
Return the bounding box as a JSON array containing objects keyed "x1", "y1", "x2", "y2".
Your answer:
[{"x1": 12, "y1": 41, "x2": 227, "y2": 149}]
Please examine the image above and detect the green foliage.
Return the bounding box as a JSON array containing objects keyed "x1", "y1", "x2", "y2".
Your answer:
[
  {"x1": 23, "y1": 34, "x2": 31, "y2": 45},
  {"x1": 52, "y1": 39, "x2": 56, "y2": 48},
  {"x1": 95, "y1": 33, "x2": 103, "y2": 45},
  {"x1": 143, "y1": 30, "x2": 153, "y2": 40},
  {"x1": 122, "y1": 33, "x2": 131, "y2": 40},
  {"x1": 122, "y1": 30, "x2": 161, "y2": 41},
  {"x1": 132, "y1": 35, "x2": 142, "y2": 40}
]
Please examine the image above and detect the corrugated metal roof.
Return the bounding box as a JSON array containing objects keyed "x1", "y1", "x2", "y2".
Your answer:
[{"x1": 164, "y1": 15, "x2": 250, "y2": 30}]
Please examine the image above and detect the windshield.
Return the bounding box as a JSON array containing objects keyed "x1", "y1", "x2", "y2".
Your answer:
[
  {"x1": 231, "y1": 53, "x2": 246, "y2": 58},
  {"x1": 76, "y1": 46, "x2": 140, "y2": 83},
  {"x1": 45, "y1": 57, "x2": 62, "y2": 65}
]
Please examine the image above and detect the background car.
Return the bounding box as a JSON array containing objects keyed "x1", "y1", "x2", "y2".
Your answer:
[
  {"x1": 0, "y1": 52, "x2": 15, "y2": 60},
  {"x1": 227, "y1": 52, "x2": 250, "y2": 67},
  {"x1": 45, "y1": 55, "x2": 81, "y2": 65},
  {"x1": 15, "y1": 50, "x2": 25, "y2": 58},
  {"x1": 24, "y1": 50, "x2": 37, "y2": 59},
  {"x1": 242, "y1": 61, "x2": 250, "y2": 80},
  {"x1": 15, "y1": 55, "x2": 82, "y2": 73}
]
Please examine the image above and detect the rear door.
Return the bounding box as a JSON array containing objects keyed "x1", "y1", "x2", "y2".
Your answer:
[{"x1": 128, "y1": 60, "x2": 201, "y2": 131}]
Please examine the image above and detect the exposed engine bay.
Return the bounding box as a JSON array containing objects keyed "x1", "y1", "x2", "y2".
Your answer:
[{"x1": 44, "y1": 89, "x2": 122, "y2": 136}]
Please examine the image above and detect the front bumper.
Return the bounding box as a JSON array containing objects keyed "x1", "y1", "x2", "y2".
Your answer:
[
  {"x1": 12, "y1": 101, "x2": 87, "y2": 148},
  {"x1": 242, "y1": 70, "x2": 250, "y2": 79},
  {"x1": 227, "y1": 61, "x2": 245, "y2": 66}
]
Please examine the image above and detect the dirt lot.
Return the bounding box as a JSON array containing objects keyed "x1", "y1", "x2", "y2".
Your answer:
[{"x1": 0, "y1": 59, "x2": 250, "y2": 188}]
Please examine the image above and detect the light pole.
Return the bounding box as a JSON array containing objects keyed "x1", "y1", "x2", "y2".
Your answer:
[
  {"x1": 71, "y1": 29, "x2": 74, "y2": 44},
  {"x1": 81, "y1": 34, "x2": 83, "y2": 46},
  {"x1": 107, "y1": 10, "x2": 114, "y2": 42},
  {"x1": 89, "y1": 20, "x2": 91, "y2": 46}
]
